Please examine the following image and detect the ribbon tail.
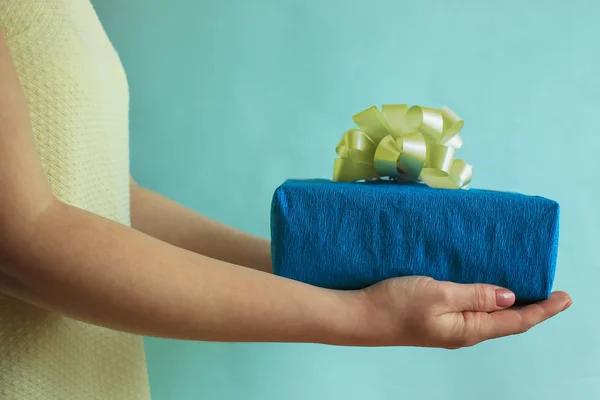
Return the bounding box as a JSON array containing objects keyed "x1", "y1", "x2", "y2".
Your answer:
[{"x1": 419, "y1": 159, "x2": 473, "y2": 189}]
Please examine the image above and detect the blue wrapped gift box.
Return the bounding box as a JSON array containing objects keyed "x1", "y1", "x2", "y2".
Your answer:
[{"x1": 271, "y1": 179, "x2": 559, "y2": 303}]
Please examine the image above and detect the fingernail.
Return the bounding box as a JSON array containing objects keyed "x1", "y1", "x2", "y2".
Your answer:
[
  {"x1": 495, "y1": 289, "x2": 516, "y2": 307},
  {"x1": 562, "y1": 300, "x2": 573, "y2": 311}
]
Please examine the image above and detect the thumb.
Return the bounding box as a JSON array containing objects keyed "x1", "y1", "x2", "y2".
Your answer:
[{"x1": 443, "y1": 282, "x2": 516, "y2": 312}]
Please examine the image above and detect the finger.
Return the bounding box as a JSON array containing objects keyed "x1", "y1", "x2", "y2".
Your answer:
[
  {"x1": 441, "y1": 282, "x2": 516, "y2": 313},
  {"x1": 475, "y1": 291, "x2": 572, "y2": 342}
]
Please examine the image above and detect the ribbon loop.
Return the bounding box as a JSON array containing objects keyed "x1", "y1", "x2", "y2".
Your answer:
[
  {"x1": 333, "y1": 104, "x2": 473, "y2": 189},
  {"x1": 373, "y1": 135, "x2": 403, "y2": 178},
  {"x1": 352, "y1": 106, "x2": 394, "y2": 143},
  {"x1": 395, "y1": 132, "x2": 427, "y2": 180},
  {"x1": 381, "y1": 104, "x2": 411, "y2": 137},
  {"x1": 336, "y1": 129, "x2": 376, "y2": 164},
  {"x1": 427, "y1": 144, "x2": 455, "y2": 172}
]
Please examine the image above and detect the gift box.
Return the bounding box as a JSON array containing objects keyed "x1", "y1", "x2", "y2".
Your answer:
[
  {"x1": 270, "y1": 104, "x2": 559, "y2": 303},
  {"x1": 270, "y1": 179, "x2": 559, "y2": 303}
]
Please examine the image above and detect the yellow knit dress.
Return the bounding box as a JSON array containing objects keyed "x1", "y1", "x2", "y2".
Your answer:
[{"x1": 0, "y1": 1, "x2": 151, "y2": 398}]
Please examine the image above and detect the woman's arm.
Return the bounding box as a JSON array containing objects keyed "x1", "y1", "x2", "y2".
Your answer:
[
  {"x1": 129, "y1": 179, "x2": 272, "y2": 273},
  {"x1": 2, "y1": 199, "x2": 355, "y2": 343}
]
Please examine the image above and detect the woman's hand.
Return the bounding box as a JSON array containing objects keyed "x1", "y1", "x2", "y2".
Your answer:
[{"x1": 349, "y1": 276, "x2": 571, "y2": 348}]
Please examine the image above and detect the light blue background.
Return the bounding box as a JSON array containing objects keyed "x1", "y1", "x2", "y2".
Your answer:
[{"x1": 94, "y1": 0, "x2": 597, "y2": 398}]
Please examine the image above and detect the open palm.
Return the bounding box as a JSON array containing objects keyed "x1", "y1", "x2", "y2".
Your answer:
[{"x1": 356, "y1": 276, "x2": 571, "y2": 348}]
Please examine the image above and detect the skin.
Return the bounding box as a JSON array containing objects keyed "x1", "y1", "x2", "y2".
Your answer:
[{"x1": 0, "y1": 30, "x2": 571, "y2": 349}]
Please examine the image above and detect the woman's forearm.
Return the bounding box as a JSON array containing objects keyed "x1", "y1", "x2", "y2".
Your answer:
[
  {"x1": 1, "y1": 200, "x2": 357, "y2": 344},
  {"x1": 130, "y1": 181, "x2": 272, "y2": 273}
]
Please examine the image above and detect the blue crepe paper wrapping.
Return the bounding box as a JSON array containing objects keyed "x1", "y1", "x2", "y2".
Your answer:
[{"x1": 271, "y1": 179, "x2": 559, "y2": 303}]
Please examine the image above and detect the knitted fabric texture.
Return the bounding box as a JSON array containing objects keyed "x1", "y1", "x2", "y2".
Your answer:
[
  {"x1": 0, "y1": 1, "x2": 150, "y2": 399},
  {"x1": 271, "y1": 179, "x2": 559, "y2": 303}
]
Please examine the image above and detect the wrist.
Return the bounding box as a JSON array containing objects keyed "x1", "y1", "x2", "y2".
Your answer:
[
  {"x1": 323, "y1": 287, "x2": 407, "y2": 347},
  {"x1": 315, "y1": 289, "x2": 371, "y2": 346}
]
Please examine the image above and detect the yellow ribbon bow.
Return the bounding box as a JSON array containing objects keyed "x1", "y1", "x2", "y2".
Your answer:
[{"x1": 333, "y1": 104, "x2": 473, "y2": 189}]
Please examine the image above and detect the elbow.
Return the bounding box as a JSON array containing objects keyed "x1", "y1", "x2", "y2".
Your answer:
[
  {"x1": 0, "y1": 196, "x2": 64, "y2": 276},
  {"x1": 0, "y1": 220, "x2": 35, "y2": 298},
  {"x1": 0, "y1": 197, "x2": 66, "y2": 300}
]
